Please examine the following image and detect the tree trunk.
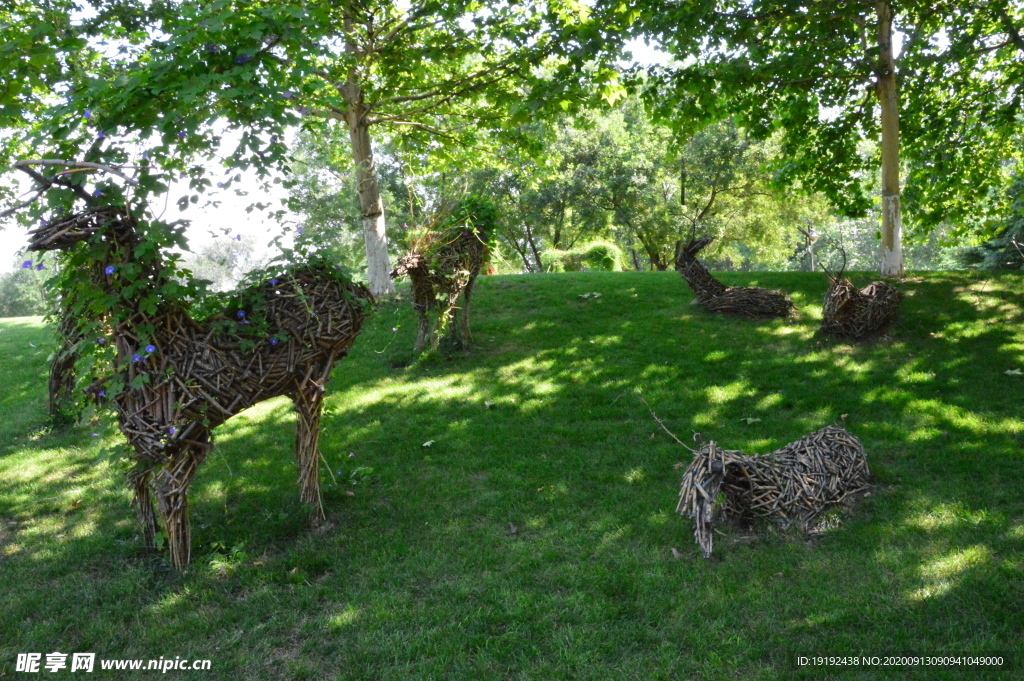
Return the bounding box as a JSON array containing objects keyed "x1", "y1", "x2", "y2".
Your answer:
[
  {"x1": 347, "y1": 117, "x2": 395, "y2": 296},
  {"x1": 876, "y1": 1, "x2": 904, "y2": 277},
  {"x1": 524, "y1": 223, "x2": 543, "y2": 271}
]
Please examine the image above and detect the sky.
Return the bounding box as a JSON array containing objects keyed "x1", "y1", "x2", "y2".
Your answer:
[{"x1": 0, "y1": 38, "x2": 670, "y2": 274}]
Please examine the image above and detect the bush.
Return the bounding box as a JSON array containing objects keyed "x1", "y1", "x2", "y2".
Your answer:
[
  {"x1": 541, "y1": 241, "x2": 624, "y2": 272},
  {"x1": 0, "y1": 268, "x2": 48, "y2": 318}
]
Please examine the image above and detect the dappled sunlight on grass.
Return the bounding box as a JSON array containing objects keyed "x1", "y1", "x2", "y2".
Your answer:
[{"x1": 3, "y1": 271, "x2": 1024, "y2": 679}]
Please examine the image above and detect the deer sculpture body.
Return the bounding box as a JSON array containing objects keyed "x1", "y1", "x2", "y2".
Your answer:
[
  {"x1": 820, "y1": 248, "x2": 902, "y2": 340},
  {"x1": 390, "y1": 228, "x2": 487, "y2": 353},
  {"x1": 675, "y1": 237, "x2": 795, "y2": 319},
  {"x1": 28, "y1": 207, "x2": 372, "y2": 569}
]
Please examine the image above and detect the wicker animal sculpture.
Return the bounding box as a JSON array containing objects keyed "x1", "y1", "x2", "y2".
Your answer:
[
  {"x1": 674, "y1": 237, "x2": 795, "y2": 319},
  {"x1": 390, "y1": 225, "x2": 489, "y2": 353},
  {"x1": 27, "y1": 207, "x2": 372, "y2": 569},
  {"x1": 676, "y1": 426, "x2": 870, "y2": 558},
  {"x1": 820, "y1": 256, "x2": 902, "y2": 340}
]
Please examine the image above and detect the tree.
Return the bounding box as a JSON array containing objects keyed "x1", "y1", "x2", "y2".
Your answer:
[
  {"x1": 637, "y1": 0, "x2": 1024, "y2": 277},
  {"x1": 4, "y1": 0, "x2": 629, "y2": 296}
]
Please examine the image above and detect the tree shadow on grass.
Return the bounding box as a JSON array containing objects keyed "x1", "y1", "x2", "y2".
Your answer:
[{"x1": 2, "y1": 271, "x2": 1023, "y2": 679}]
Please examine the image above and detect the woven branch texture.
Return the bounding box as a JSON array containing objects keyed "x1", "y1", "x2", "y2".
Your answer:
[
  {"x1": 675, "y1": 237, "x2": 795, "y2": 319},
  {"x1": 821, "y1": 277, "x2": 902, "y2": 340},
  {"x1": 28, "y1": 207, "x2": 373, "y2": 569},
  {"x1": 676, "y1": 426, "x2": 870, "y2": 558}
]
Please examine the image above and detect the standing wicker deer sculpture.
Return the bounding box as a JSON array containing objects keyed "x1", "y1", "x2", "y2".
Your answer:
[
  {"x1": 390, "y1": 199, "x2": 494, "y2": 353},
  {"x1": 675, "y1": 236, "x2": 795, "y2": 319},
  {"x1": 27, "y1": 207, "x2": 372, "y2": 569}
]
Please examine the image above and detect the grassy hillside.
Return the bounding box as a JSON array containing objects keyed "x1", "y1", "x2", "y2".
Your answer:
[{"x1": 2, "y1": 271, "x2": 1023, "y2": 680}]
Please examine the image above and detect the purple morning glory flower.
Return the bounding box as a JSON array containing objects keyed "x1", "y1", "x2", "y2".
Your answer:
[
  {"x1": 282, "y1": 91, "x2": 293, "y2": 100},
  {"x1": 235, "y1": 235, "x2": 242, "y2": 242},
  {"x1": 91, "y1": 432, "x2": 98, "y2": 437},
  {"x1": 168, "y1": 427, "x2": 176, "y2": 435},
  {"x1": 97, "y1": 130, "x2": 105, "y2": 139},
  {"x1": 83, "y1": 109, "x2": 92, "y2": 119},
  {"x1": 299, "y1": 106, "x2": 308, "y2": 115},
  {"x1": 269, "y1": 338, "x2": 278, "y2": 346},
  {"x1": 269, "y1": 135, "x2": 277, "y2": 144},
  {"x1": 105, "y1": 265, "x2": 115, "y2": 274},
  {"x1": 66, "y1": 97, "x2": 73, "y2": 104},
  {"x1": 208, "y1": 44, "x2": 219, "y2": 53},
  {"x1": 349, "y1": 452, "x2": 355, "y2": 457},
  {"x1": 217, "y1": 182, "x2": 223, "y2": 188},
  {"x1": 35, "y1": 263, "x2": 44, "y2": 271},
  {"x1": 178, "y1": 131, "x2": 187, "y2": 138},
  {"x1": 21, "y1": 260, "x2": 32, "y2": 269},
  {"x1": 98, "y1": 390, "x2": 105, "y2": 397},
  {"x1": 132, "y1": 353, "x2": 141, "y2": 362},
  {"x1": 296, "y1": 226, "x2": 304, "y2": 235},
  {"x1": 269, "y1": 278, "x2": 278, "y2": 286},
  {"x1": 93, "y1": 189, "x2": 102, "y2": 197},
  {"x1": 236, "y1": 310, "x2": 246, "y2": 318},
  {"x1": 234, "y1": 54, "x2": 251, "y2": 64},
  {"x1": 141, "y1": 151, "x2": 149, "y2": 160},
  {"x1": 97, "y1": 338, "x2": 105, "y2": 344},
  {"x1": 145, "y1": 344, "x2": 156, "y2": 353}
]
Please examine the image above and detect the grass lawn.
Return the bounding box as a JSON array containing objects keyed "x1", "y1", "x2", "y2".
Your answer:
[{"x1": 1, "y1": 270, "x2": 1023, "y2": 680}]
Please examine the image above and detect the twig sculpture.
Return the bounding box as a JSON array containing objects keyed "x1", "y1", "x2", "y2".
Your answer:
[
  {"x1": 676, "y1": 426, "x2": 870, "y2": 558},
  {"x1": 675, "y1": 237, "x2": 795, "y2": 318},
  {"x1": 390, "y1": 204, "x2": 492, "y2": 353},
  {"x1": 820, "y1": 244, "x2": 902, "y2": 340},
  {"x1": 27, "y1": 207, "x2": 372, "y2": 569}
]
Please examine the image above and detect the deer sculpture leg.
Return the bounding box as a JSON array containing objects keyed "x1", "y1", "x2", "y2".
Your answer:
[
  {"x1": 294, "y1": 365, "x2": 332, "y2": 525},
  {"x1": 413, "y1": 303, "x2": 431, "y2": 354},
  {"x1": 154, "y1": 432, "x2": 210, "y2": 570},
  {"x1": 129, "y1": 468, "x2": 158, "y2": 549},
  {"x1": 458, "y1": 278, "x2": 475, "y2": 349}
]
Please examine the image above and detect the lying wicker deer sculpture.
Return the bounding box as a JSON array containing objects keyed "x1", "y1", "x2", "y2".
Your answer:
[
  {"x1": 27, "y1": 207, "x2": 372, "y2": 569},
  {"x1": 390, "y1": 205, "x2": 491, "y2": 353},
  {"x1": 675, "y1": 236, "x2": 794, "y2": 318},
  {"x1": 677, "y1": 426, "x2": 870, "y2": 558},
  {"x1": 820, "y1": 247, "x2": 902, "y2": 340}
]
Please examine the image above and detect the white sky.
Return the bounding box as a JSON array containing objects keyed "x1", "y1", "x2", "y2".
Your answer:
[{"x1": 0, "y1": 38, "x2": 668, "y2": 274}]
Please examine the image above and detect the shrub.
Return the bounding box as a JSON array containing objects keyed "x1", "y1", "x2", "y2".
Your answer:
[{"x1": 541, "y1": 241, "x2": 624, "y2": 272}]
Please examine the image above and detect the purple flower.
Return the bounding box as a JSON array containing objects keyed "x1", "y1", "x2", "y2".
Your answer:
[
  {"x1": 141, "y1": 151, "x2": 149, "y2": 160},
  {"x1": 299, "y1": 106, "x2": 308, "y2": 115},
  {"x1": 217, "y1": 182, "x2": 223, "y2": 188},
  {"x1": 269, "y1": 135, "x2": 277, "y2": 144},
  {"x1": 403, "y1": 223, "x2": 408, "y2": 228},
  {"x1": 178, "y1": 131, "x2": 187, "y2": 139},
  {"x1": 105, "y1": 265, "x2": 115, "y2": 275},
  {"x1": 66, "y1": 97, "x2": 73, "y2": 104},
  {"x1": 269, "y1": 278, "x2": 278, "y2": 286},
  {"x1": 168, "y1": 427, "x2": 176, "y2": 435},
  {"x1": 39, "y1": 218, "x2": 47, "y2": 225},
  {"x1": 334, "y1": 265, "x2": 340, "y2": 269},
  {"x1": 97, "y1": 338, "x2": 105, "y2": 345},
  {"x1": 235, "y1": 234, "x2": 241, "y2": 241},
  {"x1": 145, "y1": 344, "x2": 156, "y2": 353},
  {"x1": 98, "y1": 390, "x2": 105, "y2": 397},
  {"x1": 21, "y1": 260, "x2": 32, "y2": 269},
  {"x1": 236, "y1": 310, "x2": 246, "y2": 318},
  {"x1": 35, "y1": 263, "x2": 44, "y2": 271},
  {"x1": 349, "y1": 452, "x2": 355, "y2": 457},
  {"x1": 91, "y1": 432, "x2": 99, "y2": 437},
  {"x1": 269, "y1": 338, "x2": 279, "y2": 346},
  {"x1": 208, "y1": 44, "x2": 219, "y2": 53},
  {"x1": 234, "y1": 54, "x2": 251, "y2": 65},
  {"x1": 97, "y1": 130, "x2": 105, "y2": 139},
  {"x1": 84, "y1": 109, "x2": 92, "y2": 119},
  {"x1": 296, "y1": 226, "x2": 304, "y2": 235},
  {"x1": 93, "y1": 189, "x2": 102, "y2": 197},
  {"x1": 132, "y1": 353, "x2": 141, "y2": 363},
  {"x1": 282, "y1": 91, "x2": 293, "y2": 100}
]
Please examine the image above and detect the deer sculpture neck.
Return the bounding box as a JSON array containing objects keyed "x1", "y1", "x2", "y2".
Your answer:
[{"x1": 675, "y1": 236, "x2": 728, "y2": 302}]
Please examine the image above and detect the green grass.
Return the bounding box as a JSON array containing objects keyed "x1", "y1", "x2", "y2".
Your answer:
[{"x1": 2, "y1": 271, "x2": 1023, "y2": 680}]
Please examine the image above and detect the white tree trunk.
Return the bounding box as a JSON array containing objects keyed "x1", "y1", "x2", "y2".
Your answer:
[
  {"x1": 877, "y1": 1, "x2": 904, "y2": 278},
  {"x1": 347, "y1": 116, "x2": 395, "y2": 297}
]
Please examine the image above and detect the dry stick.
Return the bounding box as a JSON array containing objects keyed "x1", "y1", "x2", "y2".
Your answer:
[{"x1": 639, "y1": 397, "x2": 696, "y2": 452}]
